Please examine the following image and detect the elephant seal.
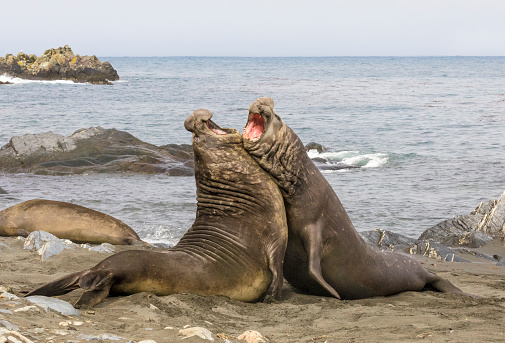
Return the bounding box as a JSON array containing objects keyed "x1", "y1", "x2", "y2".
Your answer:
[
  {"x1": 243, "y1": 96, "x2": 469, "y2": 299},
  {"x1": 0, "y1": 199, "x2": 146, "y2": 246},
  {"x1": 26, "y1": 110, "x2": 288, "y2": 307}
]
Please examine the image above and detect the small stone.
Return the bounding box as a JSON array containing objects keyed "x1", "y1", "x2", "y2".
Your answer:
[
  {"x1": 13, "y1": 306, "x2": 38, "y2": 313},
  {"x1": 237, "y1": 330, "x2": 268, "y2": 343},
  {"x1": 179, "y1": 327, "x2": 214, "y2": 341}
]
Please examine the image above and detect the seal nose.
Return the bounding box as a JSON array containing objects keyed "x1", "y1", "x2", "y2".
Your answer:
[
  {"x1": 184, "y1": 109, "x2": 213, "y2": 132},
  {"x1": 248, "y1": 96, "x2": 274, "y2": 114}
]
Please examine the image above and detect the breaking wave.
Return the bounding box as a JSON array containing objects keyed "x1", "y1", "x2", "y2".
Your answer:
[
  {"x1": 307, "y1": 149, "x2": 389, "y2": 169},
  {"x1": 0, "y1": 74, "x2": 79, "y2": 85}
]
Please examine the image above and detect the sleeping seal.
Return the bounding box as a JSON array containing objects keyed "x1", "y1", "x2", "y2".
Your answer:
[{"x1": 0, "y1": 199, "x2": 145, "y2": 245}]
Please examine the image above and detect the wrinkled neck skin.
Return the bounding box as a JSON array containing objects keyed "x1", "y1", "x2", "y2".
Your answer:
[
  {"x1": 192, "y1": 138, "x2": 280, "y2": 226},
  {"x1": 244, "y1": 124, "x2": 314, "y2": 199}
]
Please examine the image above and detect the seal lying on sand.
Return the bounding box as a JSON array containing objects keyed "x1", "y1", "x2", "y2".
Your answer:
[
  {"x1": 0, "y1": 199, "x2": 145, "y2": 245},
  {"x1": 243, "y1": 96, "x2": 469, "y2": 299},
  {"x1": 26, "y1": 110, "x2": 288, "y2": 307}
]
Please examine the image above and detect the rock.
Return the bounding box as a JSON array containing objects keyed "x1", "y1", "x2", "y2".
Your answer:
[
  {"x1": 0, "y1": 127, "x2": 194, "y2": 176},
  {"x1": 0, "y1": 320, "x2": 20, "y2": 331},
  {"x1": 26, "y1": 296, "x2": 80, "y2": 316},
  {"x1": 38, "y1": 240, "x2": 76, "y2": 261},
  {"x1": 0, "y1": 45, "x2": 118, "y2": 84},
  {"x1": 237, "y1": 330, "x2": 268, "y2": 343},
  {"x1": 409, "y1": 241, "x2": 470, "y2": 262},
  {"x1": 23, "y1": 231, "x2": 116, "y2": 260},
  {"x1": 305, "y1": 142, "x2": 326, "y2": 153},
  {"x1": 419, "y1": 191, "x2": 505, "y2": 244},
  {"x1": 179, "y1": 327, "x2": 214, "y2": 341},
  {"x1": 23, "y1": 231, "x2": 60, "y2": 251},
  {"x1": 0, "y1": 187, "x2": 7, "y2": 194},
  {"x1": 0, "y1": 81, "x2": 12, "y2": 85},
  {"x1": 360, "y1": 229, "x2": 416, "y2": 252}
]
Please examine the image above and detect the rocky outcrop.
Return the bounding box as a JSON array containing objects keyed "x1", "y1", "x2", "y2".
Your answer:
[
  {"x1": 0, "y1": 45, "x2": 118, "y2": 85},
  {"x1": 419, "y1": 192, "x2": 505, "y2": 246},
  {"x1": 361, "y1": 191, "x2": 505, "y2": 264},
  {"x1": 0, "y1": 127, "x2": 194, "y2": 176}
]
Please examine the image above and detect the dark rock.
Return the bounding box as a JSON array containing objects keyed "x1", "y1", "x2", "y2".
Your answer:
[
  {"x1": 314, "y1": 162, "x2": 359, "y2": 171},
  {"x1": 360, "y1": 229, "x2": 416, "y2": 252},
  {"x1": 409, "y1": 241, "x2": 470, "y2": 262},
  {"x1": 419, "y1": 191, "x2": 505, "y2": 244},
  {"x1": 305, "y1": 142, "x2": 326, "y2": 153},
  {"x1": 0, "y1": 127, "x2": 194, "y2": 176},
  {"x1": 0, "y1": 81, "x2": 13, "y2": 85},
  {"x1": 0, "y1": 45, "x2": 118, "y2": 85}
]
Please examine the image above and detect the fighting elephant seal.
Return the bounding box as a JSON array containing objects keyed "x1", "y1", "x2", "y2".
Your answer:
[
  {"x1": 0, "y1": 199, "x2": 145, "y2": 245},
  {"x1": 243, "y1": 96, "x2": 469, "y2": 299},
  {"x1": 26, "y1": 110, "x2": 288, "y2": 307}
]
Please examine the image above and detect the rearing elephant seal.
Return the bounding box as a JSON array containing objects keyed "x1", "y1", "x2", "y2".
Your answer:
[
  {"x1": 243, "y1": 96, "x2": 468, "y2": 299},
  {"x1": 26, "y1": 110, "x2": 288, "y2": 307},
  {"x1": 0, "y1": 199, "x2": 145, "y2": 245}
]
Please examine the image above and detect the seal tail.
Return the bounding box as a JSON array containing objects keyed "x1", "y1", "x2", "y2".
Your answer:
[{"x1": 25, "y1": 271, "x2": 83, "y2": 297}]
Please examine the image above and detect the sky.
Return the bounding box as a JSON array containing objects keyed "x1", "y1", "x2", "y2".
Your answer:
[{"x1": 1, "y1": 0, "x2": 504, "y2": 57}]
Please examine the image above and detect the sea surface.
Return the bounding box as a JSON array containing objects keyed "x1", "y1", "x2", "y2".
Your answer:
[{"x1": 1, "y1": 57, "x2": 504, "y2": 244}]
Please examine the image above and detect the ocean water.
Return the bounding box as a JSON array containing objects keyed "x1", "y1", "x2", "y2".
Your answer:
[{"x1": 1, "y1": 57, "x2": 504, "y2": 244}]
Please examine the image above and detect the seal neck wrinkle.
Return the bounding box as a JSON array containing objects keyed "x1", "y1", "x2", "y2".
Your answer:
[{"x1": 248, "y1": 126, "x2": 307, "y2": 197}]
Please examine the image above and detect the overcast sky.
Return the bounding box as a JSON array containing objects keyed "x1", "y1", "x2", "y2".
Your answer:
[{"x1": 1, "y1": 0, "x2": 504, "y2": 57}]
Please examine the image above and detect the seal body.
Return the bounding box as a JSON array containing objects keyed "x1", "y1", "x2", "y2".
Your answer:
[
  {"x1": 243, "y1": 97, "x2": 466, "y2": 299},
  {"x1": 26, "y1": 110, "x2": 288, "y2": 307},
  {"x1": 0, "y1": 199, "x2": 144, "y2": 245}
]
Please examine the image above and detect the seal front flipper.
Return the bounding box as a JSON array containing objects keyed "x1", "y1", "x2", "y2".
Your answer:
[
  {"x1": 75, "y1": 270, "x2": 114, "y2": 308},
  {"x1": 305, "y1": 224, "x2": 341, "y2": 300},
  {"x1": 264, "y1": 239, "x2": 288, "y2": 302}
]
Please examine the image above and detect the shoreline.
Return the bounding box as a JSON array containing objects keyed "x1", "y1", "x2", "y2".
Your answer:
[{"x1": 1, "y1": 235, "x2": 505, "y2": 342}]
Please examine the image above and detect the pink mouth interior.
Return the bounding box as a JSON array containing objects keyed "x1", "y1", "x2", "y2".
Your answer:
[
  {"x1": 207, "y1": 121, "x2": 227, "y2": 135},
  {"x1": 243, "y1": 113, "x2": 265, "y2": 140}
]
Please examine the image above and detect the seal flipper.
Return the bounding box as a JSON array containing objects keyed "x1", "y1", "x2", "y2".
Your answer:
[
  {"x1": 305, "y1": 224, "x2": 341, "y2": 299},
  {"x1": 264, "y1": 240, "x2": 287, "y2": 301},
  {"x1": 25, "y1": 271, "x2": 82, "y2": 297},
  {"x1": 427, "y1": 274, "x2": 479, "y2": 297},
  {"x1": 74, "y1": 270, "x2": 114, "y2": 308}
]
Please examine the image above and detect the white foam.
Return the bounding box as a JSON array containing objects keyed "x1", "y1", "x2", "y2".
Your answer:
[
  {"x1": 0, "y1": 73, "x2": 78, "y2": 85},
  {"x1": 342, "y1": 153, "x2": 389, "y2": 168},
  {"x1": 308, "y1": 149, "x2": 389, "y2": 169}
]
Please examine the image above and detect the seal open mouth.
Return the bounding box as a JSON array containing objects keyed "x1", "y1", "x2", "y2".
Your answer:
[
  {"x1": 207, "y1": 120, "x2": 227, "y2": 135},
  {"x1": 243, "y1": 113, "x2": 265, "y2": 141}
]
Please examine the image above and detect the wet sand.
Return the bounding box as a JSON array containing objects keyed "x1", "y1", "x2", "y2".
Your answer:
[{"x1": 1, "y1": 235, "x2": 505, "y2": 342}]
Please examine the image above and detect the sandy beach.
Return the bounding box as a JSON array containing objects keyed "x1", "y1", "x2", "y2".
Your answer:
[{"x1": 1, "y1": 235, "x2": 504, "y2": 343}]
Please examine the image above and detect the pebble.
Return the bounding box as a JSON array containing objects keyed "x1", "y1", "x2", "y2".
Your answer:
[
  {"x1": 237, "y1": 330, "x2": 268, "y2": 343},
  {"x1": 179, "y1": 327, "x2": 214, "y2": 341}
]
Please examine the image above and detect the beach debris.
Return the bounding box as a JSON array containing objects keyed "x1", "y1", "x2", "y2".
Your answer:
[
  {"x1": 179, "y1": 326, "x2": 214, "y2": 341},
  {"x1": 26, "y1": 295, "x2": 80, "y2": 316},
  {"x1": 237, "y1": 330, "x2": 268, "y2": 343},
  {"x1": 76, "y1": 333, "x2": 126, "y2": 341},
  {"x1": 0, "y1": 292, "x2": 19, "y2": 301},
  {"x1": 0, "y1": 320, "x2": 19, "y2": 332},
  {"x1": 13, "y1": 306, "x2": 38, "y2": 313},
  {"x1": 0, "y1": 287, "x2": 12, "y2": 294},
  {"x1": 0, "y1": 328, "x2": 34, "y2": 343}
]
